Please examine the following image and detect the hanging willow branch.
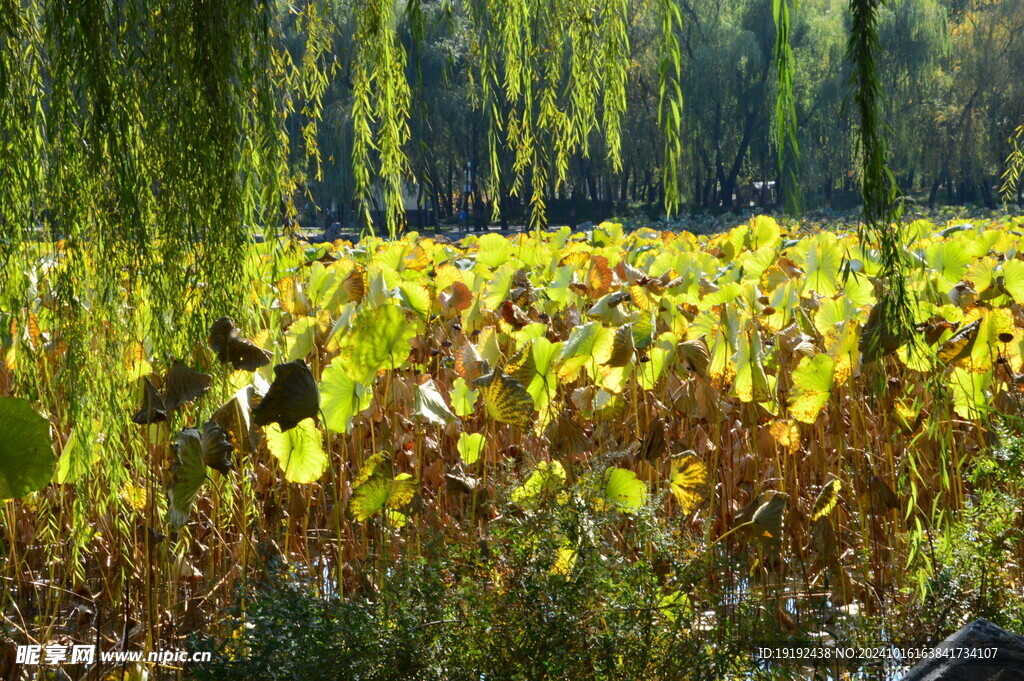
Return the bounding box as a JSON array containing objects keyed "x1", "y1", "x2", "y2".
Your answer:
[
  {"x1": 0, "y1": 0, "x2": 329, "y2": 445},
  {"x1": 460, "y1": 0, "x2": 637, "y2": 228},
  {"x1": 600, "y1": 0, "x2": 630, "y2": 174},
  {"x1": 350, "y1": 0, "x2": 412, "y2": 238},
  {"x1": 1001, "y1": 124, "x2": 1024, "y2": 201},
  {"x1": 773, "y1": 0, "x2": 801, "y2": 213},
  {"x1": 0, "y1": 0, "x2": 43, "y2": 276},
  {"x1": 657, "y1": 0, "x2": 684, "y2": 216},
  {"x1": 846, "y1": 0, "x2": 914, "y2": 355}
]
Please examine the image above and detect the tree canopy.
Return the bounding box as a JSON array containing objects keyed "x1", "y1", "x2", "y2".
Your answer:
[{"x1": 3, "y1": 0, "x2": 1022, "y2": 247}]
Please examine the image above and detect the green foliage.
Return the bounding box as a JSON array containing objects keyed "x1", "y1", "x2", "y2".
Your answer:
[
  {"x1": 889, "y1": 428, "x2": 1024, "y2": 641},
  {"x1": 192, "y1": 473, "x2": 764, "y2": 681},
  {"x1": 1003, "y1": 125, "x2": 1024, "y2": 201},
  {"x1": 0, "y1": 397, "x2": 54, "y2": 499},
  {"x1": 350, "y1": 0, "x2": 412, "y2": 237},
  {"x1": 773, "y1": 0, "x2": 801, "y2": 213},
  {"x1": 265, "y1": 418, "x2": 328, "y2": 484},
  {"x1": 0, "y1": 0, "x2": 330, "y2": 489},
  {"x1": 846, "y1": 0, "x2": 915, "y2": 353},
  {"x1": 340, "y1": 303, "x2": 420, "y2": 382},
  {"x1": 167, "y1": 428, "x2": 211, "y2": 529},
  {"x1": 4, "y1": 0, "x2": 1024, "y2": 670},
  {"x1": 189, "y1": 558, "x2": 452, "y2": 681},
  {"x1": 657, "y1": 0, "x2": 685, "y2": 215}
]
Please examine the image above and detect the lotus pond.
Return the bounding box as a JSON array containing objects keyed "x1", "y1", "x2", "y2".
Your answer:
[{"x1": 4, "y1": 214, "x2": 1024, "y2": 679}]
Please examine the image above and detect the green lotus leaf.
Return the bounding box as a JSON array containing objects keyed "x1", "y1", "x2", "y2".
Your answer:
[
  {"x1": 511, "y1": 460, "x2": 566, "y2": 507},
  {"x1": 265, "y1": 418, "x2": 327, "y2": 484},
  {"x1": 457, "y1": 432, "x2": 486, "y2": 465},
  {"x1": 748, "y1": 215, "x2": 781, "y2": 249},
  {"x1": 353, "y1": 452, "x2": 391, "y2": 488},
  {"x1": 0, "y1": 397, "x2": 55, "y2": 499},
  {"x1": 558, "y1": 323, "x2": 614, "y2": 379},
  {"x1": 414, "y1": 378, "x2": 457, "y2": 426},
  {"x1": 733, "y1": 330, "x2": 770, "y2": 403},
  {"x1": 399, "y1": 281, "x2": 432, "y2": 318},
  {"x1": 510, "y1": 337, "x2": 561, "y2": 411},
  {"x1": 1001, "y1": 259, "x2": 1024, "y2": 305},
  {"x1": 949, "y1": 367, "x2": 991, "y2": 419},
  {"x1": 482, "y1": 263, "x2": 515, "y2": 309},
  {"x1": 669, "y1": 454, "x2": 708, "y2": 513},
  {"x1": 449, "y1": 377, "x2": 479, "y2": 417},
  {"x1": 284, "y1": 315, "x2": 316, "y2": 362},
  {"x1": 340, "y1": 303, "x2": 419, "y2": 383},
  {"x1": 603, "y1": 467, "x2": 647, "y2": 512},
  {"x1": 349, "y1": 473, "x2": 418, "y2": 522},
  {"x1": 788, "y1": 354, "x2": 834, "y2": 424},
  {"x1": 320, "y1": 357, "x2": 372, "y2": 433},
  {"x1": 801, "y1": 233, "x2": 841, "y2": 297},
  {"x1": 926, "y1": 239, "x2": 973, "y2": 293},
  {"x1": 167, "y1": 428, "x2": 208, "y2": 528}
]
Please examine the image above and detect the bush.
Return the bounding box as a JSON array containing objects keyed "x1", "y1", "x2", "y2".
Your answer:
[{"x1": 190, "y1": 464, "x2": 766, "y2": 680}]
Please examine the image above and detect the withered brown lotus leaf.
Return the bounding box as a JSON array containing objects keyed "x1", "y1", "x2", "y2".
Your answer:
[
  {"x1": 500, "y1": 300, "x2": 531, "y2": 329},
  {"x1": 252, "y1": 359, "x2": 320, "y2": 432},
  {"x1": 637, "y1": 417, "x2": 667, "y2": 460},
  {"x1": 201, "y1": 420, "x2": 234, "y2": 474},
  {"x1": 545, "y1": 416, "x2": 591, "y2": 457},
  {"x1": 164, "y1": 359, "x2": 212, "y2": 410},
  {"x1": 445, "y1": 467, "x2": 480, "y2": 494},
  {"x1": 860, "y1": 302, "x2": 907, "y2": 362},
  {"x1": 679, "y1": 336, "x2": 711, "y2": 377},
  {"x1": 736, "y1": 491, "x2": 788, "y2": 542},
  {"x1": 132, "y1": 378, "x2": 168, "y2": 425},
  {"x1": 936, "y1": 319, "x2": 981, "y2": 365},
  {"x1": 439, "y1": 281, "x2": 472, "y2": 313},
  {"x1": 342, "y1": 265, "x2": 365, "y2": 304},
  {"x1": 605, "y1": 324, "x2": 636, "y2": 368},
  {"x1": 213, "y1": 385, "x2": 260, "y2": 453},
  {"x1": 920, "y1": 318, "x2": 956, "y2": 346},
  {"x1": 209, "y1": 317, "x2": 272, "y2": 371},
  {"x1": 454, "y1": 341, "x2": 488, "y2": 384},
  {"x1": 867, "y1": 473, "x2": 900, "y2": 515}
]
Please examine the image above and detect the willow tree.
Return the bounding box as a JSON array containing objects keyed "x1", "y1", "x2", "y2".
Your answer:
[{"x1": 0, "y1": 0, "x2": 335, "y2": 559}]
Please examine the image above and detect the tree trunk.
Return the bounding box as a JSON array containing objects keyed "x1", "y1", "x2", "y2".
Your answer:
[
  {"x1": 447, "y1": 160, "x2": 454, "y2": 218},
  {"x1": 928, "y1": 176, "x2": 940, "y2": 210},
  {"x1": 980, "y1": 178, "x2": 995, "y2": 209}
]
